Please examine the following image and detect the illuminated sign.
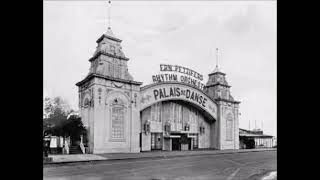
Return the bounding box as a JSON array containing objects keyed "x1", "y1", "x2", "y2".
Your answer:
[{"x1": 152, "y1": 64, "x2": 206, "y2": 91}]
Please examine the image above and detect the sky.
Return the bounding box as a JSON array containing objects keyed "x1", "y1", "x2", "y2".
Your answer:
[{"x1": 43, "y1": 1, "x2": 277, "y2": 137}]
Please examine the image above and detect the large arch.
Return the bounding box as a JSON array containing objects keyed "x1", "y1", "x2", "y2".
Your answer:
[{"x1": 139, "y1": 82, "x2": 218, "y2": 121}]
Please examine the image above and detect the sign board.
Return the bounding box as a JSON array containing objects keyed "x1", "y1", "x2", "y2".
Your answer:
[
  {"x1": 152, "y1": 64, "x2": 206, "y2": 91},
  {"x1": 140, "y1": 82, "x2": 217, "y2": 120}
]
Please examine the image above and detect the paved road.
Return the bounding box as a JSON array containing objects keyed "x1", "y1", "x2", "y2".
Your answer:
[{"x1": 44, "y1": 150, "x2": 276, "y2": 180}]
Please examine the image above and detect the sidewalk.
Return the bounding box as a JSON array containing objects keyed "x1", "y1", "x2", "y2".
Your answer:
[{"x1": 45, "y1": 148, "x2": 276, "y2": 165}]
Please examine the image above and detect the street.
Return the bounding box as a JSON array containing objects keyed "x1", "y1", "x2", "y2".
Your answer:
[{"x1": 44, "y1": 150, "x2": 276, "y2": 180}]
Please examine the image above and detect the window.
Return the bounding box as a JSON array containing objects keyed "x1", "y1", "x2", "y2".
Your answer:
[
  {"x1": 151, "y1": 102, "x2": 161, "y2": 122},
  {"x1": 174, "y1": 104, "x2": 180, "y2": 123},
  {"x1": 182, "y1": 107, "x2": 189, "y2": 123},
  {"x1": 83, "y1": 98, "x2": 90, "y2": 107},
  {"x1": 216, "y1": 89, "x2": 221, "y2": 98},
  {"x1": 110, "y1": 45, "x2": 116, "y2": 54},
  {"x1": 226, "y1": 113, "x2": 233, "y2": 141},
  {"x1": 151, "y1": 104, "x2": 155, "y2": 122},
  {"x1": 158, "y1": 103, "x2": 161, "y2": 122},
  {"x1": 162, "y1": 102, "x2": 170, "y2": 122},
  {"x1": 115, "y1": 63, "x2": 121, "y2": 79},
  {"x1": 190, "y1": 109, "x2": 196, "y2": 123},
  {"x1": 110, "y1": 98, "x2": 126, "y2": 141},
  {"x1": 111, "y1": 106, "x2": 125, "y2": 139},
  {"x1": 168, "y1": 102, "x2": 173, "y2": 122},
  {"x1": 222, "y1": 90, "x2": 227, "y2": 99},
  {"x1": 109, "y1": 60, "x2": 114, "y2": 77},
  {"x1": 108, "y1": 58, "x2": 122, "y2": 78},
  {"x1": 179, "y1": 105, "x2": 182, "y2": 123}
]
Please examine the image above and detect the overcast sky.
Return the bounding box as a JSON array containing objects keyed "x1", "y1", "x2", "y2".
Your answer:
[{"x1": 44, "y1": 1, "x2": 276, "y2": 137}]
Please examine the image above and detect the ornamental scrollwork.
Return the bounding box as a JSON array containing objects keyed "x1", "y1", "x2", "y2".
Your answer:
[
  {"x1": 106, "y1": 88, "x2": 113, "y2": 95},
  {"x1": 140, "y1": 95, "x2": 151, "y2": 104},
  {"x1": 111, "y1": 82, "x2": 124, "y2": 88},
  {"x1": 98, "y1": 88, "x2": 102, "y2": 105}
]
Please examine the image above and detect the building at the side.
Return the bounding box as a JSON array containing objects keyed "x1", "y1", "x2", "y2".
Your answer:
[{"x1": 239, "y1": 128, "x2": 275, "y2": 149}]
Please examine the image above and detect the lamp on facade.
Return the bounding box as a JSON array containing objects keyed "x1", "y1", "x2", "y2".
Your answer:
[
  {"x1": 184, "y1": 123, "x2": 190, "y2": 131},
  {"x1": 164, "y1": 121, "x2": 171, "y2": 136},
  {"x1": 131, "y1": 93, "x2": 137, "y2": 107},
  {"x1": 144, "y1": 120, "x2": 150, "y2": 135},
  {"x1": 200, "y1": 124, "x2": 205, "y2": 135}
]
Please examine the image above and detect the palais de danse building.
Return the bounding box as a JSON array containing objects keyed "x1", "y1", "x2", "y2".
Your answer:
[{"x1": 76, "y1": 27, "x2": 240, "y2": 154}]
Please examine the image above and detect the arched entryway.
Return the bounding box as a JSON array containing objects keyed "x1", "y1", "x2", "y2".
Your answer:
[{"x1": 139, "y1": 82, "x2": 218, "y2": 151}]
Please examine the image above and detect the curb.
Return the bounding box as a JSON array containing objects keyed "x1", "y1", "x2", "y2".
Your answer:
[{"x1": 44, "y1": 148, "x2": 276, "y2": 167}]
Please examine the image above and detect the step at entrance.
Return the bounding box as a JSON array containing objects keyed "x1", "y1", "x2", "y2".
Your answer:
[{"x1": 69, "y1": 146, "x2": 83, "y2": 154}]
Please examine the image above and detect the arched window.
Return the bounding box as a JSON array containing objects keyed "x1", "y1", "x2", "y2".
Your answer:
[
  {"x1": 226, "y1": 113, "x2": 233, "y2": 141},
  {"x1": 110, "y1": 98, "x2": 126, "y2": 140},
  {"x1": 110, "y1": 45, "x2": 116, "y2": 54},
  {"x1": 109, "y1": 60, "x2": 114, "y2": 77},
  {"x1": 83, "y1": 98, "x2": 90, "y2": 107},
  {"x1": 115, "y1": 63, "x2": 121, "y2": 79},
  {"x1": 151, "y1": 102, "x2": 161, "y2": 122}
]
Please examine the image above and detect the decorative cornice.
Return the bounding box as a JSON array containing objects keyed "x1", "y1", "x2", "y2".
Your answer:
[
  {"x1": 206, "y1": 82, "x2": 231, "y2": 88},
  {"x1": 89, "y1": 51, "x2": 129, "y2": 62},
  {"x1": 96, "y1": 34, "x2": 122, "y2": 43},
  {"x1": 76, "y1": 73, "x2": 143, "y2": 87},
  {"x1": 208, "y1": 71, "x2": 226, "y2": 76},
  {"x1": 215, "y1": 97, "x2": 241, "y2": 104}
]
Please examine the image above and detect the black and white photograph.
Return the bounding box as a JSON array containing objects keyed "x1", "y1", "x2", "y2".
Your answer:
[{"x1": 43, "y1": 0, "x2": 277, "y2": 179}]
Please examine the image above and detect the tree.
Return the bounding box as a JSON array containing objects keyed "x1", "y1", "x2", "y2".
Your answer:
[
  {"x1": 62, "y1": 115, "x2": 87, "y2": 145},
  {"x1": 43, "y1": 96, "x2": 71, "y2": 136},
  {"x1": 44, "y1": 97, "x2": 54, "y2": 119},
  {"x1": 43, "y1": 96, "x2": 86, "y2": 145}
]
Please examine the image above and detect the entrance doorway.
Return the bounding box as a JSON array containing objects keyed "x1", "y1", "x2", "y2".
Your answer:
[
  {"x1": 188, "y1": 138, "x2": 192, "y2": 150},
  {"x1": 151, "y1": 133, "x2": 163, "y2": 150},
  {"x1": 172, "y1": 138, "x2": 181, "y2": 151}
]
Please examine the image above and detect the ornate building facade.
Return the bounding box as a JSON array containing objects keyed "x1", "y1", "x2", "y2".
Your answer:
[{"x1": 76, "y1": 27, "x2": 240, "y2": 154}]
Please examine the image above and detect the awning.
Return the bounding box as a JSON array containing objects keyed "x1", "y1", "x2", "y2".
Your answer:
[
  {"x1": 171, "y1": 131, "x2": 188, "y2": 134},
  {"x1": 187, "y1": 135, "x2": 197, "y2": 138},
  {"x1": 240, "y1": 134, "x2": 273, "y2": 138},
  {"x1": 169, "y1": 135, "x2": 181, "y2": 138}
]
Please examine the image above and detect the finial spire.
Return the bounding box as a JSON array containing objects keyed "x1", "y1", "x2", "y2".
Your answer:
[
  {"x1": 108, "y1": 0, "x2": 111, "y2": 28},
  {"x1": 210, "y1": 47, "x2": 224, "y2": 74},
  {"x1": 216, "y1": 48, "x2": 219, "y2": 68}
]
